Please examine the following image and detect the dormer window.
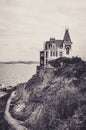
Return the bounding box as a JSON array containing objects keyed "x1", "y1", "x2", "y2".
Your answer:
[{"x1": 53, "y1": 44, "x2": 55, "y2": 49}]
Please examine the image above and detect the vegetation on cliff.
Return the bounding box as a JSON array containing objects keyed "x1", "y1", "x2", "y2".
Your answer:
[
  {"x1": 0, "y1": 92, "x2": 12, "y2": 130},
  {"x1": 10, "y1": 57, "x2": 86, "y2": 130}
]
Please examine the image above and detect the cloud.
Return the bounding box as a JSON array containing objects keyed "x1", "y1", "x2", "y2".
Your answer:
[{"x1": 0, "y1": 0, "x2": 86, "y2": 61}]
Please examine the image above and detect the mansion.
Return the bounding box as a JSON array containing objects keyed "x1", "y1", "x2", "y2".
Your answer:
[{"x1": 40, "y1": 29, "x2": 73, "y2": 66}]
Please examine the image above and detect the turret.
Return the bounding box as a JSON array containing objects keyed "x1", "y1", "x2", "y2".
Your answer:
[{"x1": 63, "y1": 29, "x2": 72, "y2": 55}]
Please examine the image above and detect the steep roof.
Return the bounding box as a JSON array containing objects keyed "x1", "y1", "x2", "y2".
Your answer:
[
  {"x1": 45, "y1": 29, "x2": 72, "y2": 50},
  {"x1": 55, "y1": 40, "x2": 63, "y2": 48},
  {"x1": 63, "y1": 29, "x2": 72, "y2": 43},
  {"x1": 45, "y1": 39, "x2": 63, "y2": 49}
]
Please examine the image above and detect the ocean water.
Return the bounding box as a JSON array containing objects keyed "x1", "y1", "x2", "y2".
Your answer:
[{"x1": 0, "y1": 63, "x2": 38, "y2": 86}]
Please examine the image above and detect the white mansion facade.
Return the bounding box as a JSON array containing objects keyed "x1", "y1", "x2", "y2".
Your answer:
[{"x1": 40, "y1": 29, "x2": 72, "y2": 66}]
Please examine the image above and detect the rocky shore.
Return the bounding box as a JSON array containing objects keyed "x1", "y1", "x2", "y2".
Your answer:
[
  {"x1": 0, "y1": 85, "x2": 16, "y2": 130},
  {"x1": 0, "y1": 90, "x2": 11, "y2": 130}
]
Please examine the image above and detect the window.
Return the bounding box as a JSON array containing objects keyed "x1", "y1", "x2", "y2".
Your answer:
[
  {"x1": 66, "y1": 48, "x2": 70, "y2": 55},
  {"x1": 53, "y1": 52, "x2": 55, "y2": 56},
  {"x1": 46, "y1": 51, "x2": 48, "y2": 58},
  {"x1": 48, "y1": 44, "x2": 50, "y2": 49},
  {"x1": 40, "y1": 53, "x2": 44, "y2": 57},
  {"x1": 46, "y1": 59, "x2": 47, "y2": 65},
  {"x1": 50, "y1": 51, "x2": 52, "y2": 57},
  {"x1": 59, "y1": 52, "x2": 63, "y2": 57},
  {"x1": 56, "y1": 51, "x2": 58, "y2": 57},
  {"x1": 53, "y1": 45, "x2": 55, "y2": 49},
  {"x1": 41, "y1": 60, "x2": 43, "y2": 64}
]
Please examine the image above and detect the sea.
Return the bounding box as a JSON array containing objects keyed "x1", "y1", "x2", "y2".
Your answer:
[{"x1": 0, "y1": 63, "x2": 38, "y2": 87}]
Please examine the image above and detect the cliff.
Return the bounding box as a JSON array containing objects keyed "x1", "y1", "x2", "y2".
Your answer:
[
  {"x1": 0, "y1": 91, "x2": 12, "y2": 130},
  {"x1": 9, "y1": 57, "x2": 86, "y2": 130}
]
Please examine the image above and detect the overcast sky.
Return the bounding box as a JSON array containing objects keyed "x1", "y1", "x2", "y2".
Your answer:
[{"x1": 0, "y1": 0, "x2": 86, "y2": 61}]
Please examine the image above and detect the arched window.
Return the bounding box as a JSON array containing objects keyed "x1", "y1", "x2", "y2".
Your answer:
[{"x1": 66, "y1": 48, "x2": 70, "y2": 55}]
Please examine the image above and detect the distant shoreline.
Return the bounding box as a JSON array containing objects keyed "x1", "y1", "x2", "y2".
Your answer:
[{"x1": 0, "y1": 61, "x2": 39, "y2": 64}]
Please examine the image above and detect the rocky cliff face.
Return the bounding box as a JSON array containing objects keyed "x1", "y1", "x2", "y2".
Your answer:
[{"x1": 10, "y1": 57, "x2": 86, "y2": 130}]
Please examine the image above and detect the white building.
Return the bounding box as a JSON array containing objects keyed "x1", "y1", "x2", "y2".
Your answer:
[{"x1": 40, "y1": 29, "x2": 72, "y2": 66}]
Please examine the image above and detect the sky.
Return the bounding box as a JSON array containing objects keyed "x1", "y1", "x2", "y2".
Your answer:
[{"x1": 0, "y1": 0, "x2": 86, "y2": 61}]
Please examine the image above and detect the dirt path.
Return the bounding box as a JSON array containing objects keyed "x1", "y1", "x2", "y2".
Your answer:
[{"x1": 4, "y1": 91, "x2": 28, "y2": 130}]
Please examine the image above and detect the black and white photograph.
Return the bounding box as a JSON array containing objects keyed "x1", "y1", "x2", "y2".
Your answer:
[{"x1": 0, "y1": 0, "x2": 86, "y2": 130}]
